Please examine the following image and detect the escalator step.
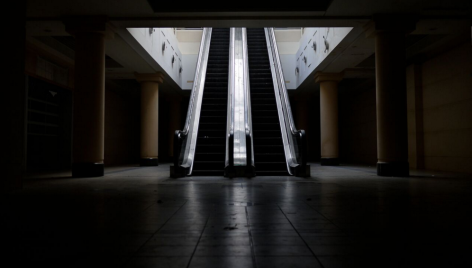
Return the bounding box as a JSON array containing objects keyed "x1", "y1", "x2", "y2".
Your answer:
[
  {"x1": 192, "y1": 29, "x2": 230, "y2": 176},
  {"x1": 248, "y1": 28, "x2": 289, "y2": 176}
]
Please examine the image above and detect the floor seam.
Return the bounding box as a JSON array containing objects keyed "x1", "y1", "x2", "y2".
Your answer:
[
  {"x1": 276, "y1": 203, "x2": 325, "y2": 268},
  {"x1": 246, "y1": 206, "x2": 258, "y2": 268},
  {"x1": 303, "y1": 200, "x2": 347, "y2": 235},
  {"x1": 120, "y1": 199, "x2": 188, "y2": 268},
  {"x1": 185, "y1": 206, "x2": 212, "y2": 268}
]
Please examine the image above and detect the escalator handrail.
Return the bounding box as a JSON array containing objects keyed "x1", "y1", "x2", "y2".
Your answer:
[
  {"x1": 226, "y1": 28, "x2": 235, "y2": 171},
  {"x1": 267, "y1": 28, "x2": 299, "y2": 136},
  {"x1": 181, "y1": 28, "x2": 211, "y2": 136},
  {"x1": 174, "y1": 28, "x2": 212, "y2": 174},
  {"x1": 242, "y1": 28, "x2": 254, "y2": 168},
  {"x1": 265, "y1": 27, "x2": 307, "y2": 174},
  {"x1": 226, "y1": 28, "x2": 254, "y2": 176}
]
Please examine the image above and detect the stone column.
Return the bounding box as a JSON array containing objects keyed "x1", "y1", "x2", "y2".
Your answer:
[
  {"x1": 315, "y1": 72, "x2": 343, "y2": 166},
  {"x1": 168, "y1": 97, "x2": 182, "y2": 160},
  {"x1": 136, "y1": 73, "x2": 164, "y2": 166},
  {"x1": 65, "y1": 17, "x2": 111, "y2": 177},
  {"x1": 367, "y1": 15, "x2": 416, "y2": 176}
]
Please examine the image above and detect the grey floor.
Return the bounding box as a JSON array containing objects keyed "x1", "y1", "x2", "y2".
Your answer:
[{"x1": 5, "y1": 163, "x2": 472, "y2": 268}]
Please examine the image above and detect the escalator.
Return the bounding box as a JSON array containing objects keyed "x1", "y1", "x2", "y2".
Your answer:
[
  {"x1": 191, "y1": 28, "x2": 230, "y2": 176},
  {"x1": 172, "y1": 27, "x2": 308, "y2": 178},
  {"x1": 247, "y1": 28, "x2": 289, "y2": 176}
]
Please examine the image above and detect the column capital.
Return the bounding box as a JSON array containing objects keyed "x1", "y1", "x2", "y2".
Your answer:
[
  {"x1": 64, "y1": 16, "x2": 114, "y2": 38},
  {"x1": 364, "y1": 14, "x2": 417, "y2": 38},
  {"x1": 314, "y1": 72, "x2": 343, "y2": 84},
  {"x1": 135, "y1": 72, "x2": 165, "y2": 84}
]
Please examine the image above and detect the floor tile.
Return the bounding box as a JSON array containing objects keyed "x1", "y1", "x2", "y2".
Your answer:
[
  {"x1": 124, "y1": 257, "x2": 190, "y2": 268},
  {"x1": 189, "y1": 257, "x2": 254, "y2": 268},
  {"x1": 144, "y1": 235, "x2": 200, "y2": 246},
  {"x1": 198, "y1": 236, "x2": 251, "y2": 246},
  {"x1": 254, "y1": 245, "x2": 313, "y2": 256},
  {"x1": 12, "y1": 163, "x2": 472, "y2": 267},
  {"x1": 137, "y1": 245, "x2": 195, "y2": 257},
  {"x1": 255, "y1": 256, "x2": 322, "y2": 268},
  {"x1": 194, "y1": 245, "x2": 252, "y2": 256},
  {"x1": 252, "y1": 235, "x2": 306, "y2": 246}
]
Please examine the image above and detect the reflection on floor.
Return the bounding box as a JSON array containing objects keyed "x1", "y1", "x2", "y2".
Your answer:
[{"x1": 5, "y1": 163, "x2": 472, "y2": 267}]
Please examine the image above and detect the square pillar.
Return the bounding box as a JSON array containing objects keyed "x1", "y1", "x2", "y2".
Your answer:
[
  {"x1": 366, "y1": 15, "x2": 417, "y2": 176},
  {"x1": 65, "y1": 17, "x2": 111, "y2": 177}
]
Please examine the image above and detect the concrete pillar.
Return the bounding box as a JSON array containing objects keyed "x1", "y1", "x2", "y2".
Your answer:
[
  {"x1": 315, "y1": 72, "x2": 343, "y2": 166},
  {"x1": 367, "y1": 15, "x2": 416, "y2": 176},
  {"x1": 168, "y1": 97, "x2": 182, "y2": 159},
  {"x1": 65, "y1": 17, "x2": 111, "y2": 177},
  {"x1": 136, "y1": 73, "x2": 164, "y2": 166}
]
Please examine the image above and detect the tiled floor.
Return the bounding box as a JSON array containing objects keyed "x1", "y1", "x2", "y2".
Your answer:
[{"x1": 5, "y1": 163, "x2": 472, "y2": 267}]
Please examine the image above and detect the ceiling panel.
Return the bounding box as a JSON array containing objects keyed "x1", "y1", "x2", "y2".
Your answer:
[{"x1": 146, "y1": 1, "x2": 334, "y2": 12}]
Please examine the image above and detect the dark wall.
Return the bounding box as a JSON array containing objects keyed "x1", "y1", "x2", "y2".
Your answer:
[
  {"x1": 291, "y1": 93, "x2": 321, "y2": 162},
  {"x1": 338, "y1": 78, "x2": 378, "y2": 165},
  {"x1": 158, "y1": 96, "x2": 170, "y2": 162},
  {"x1": 104, "y1": 83, "x2": 140, "y2": 166},
  {"x1": 3, "y1": 2, "x2": 26, "y2": 191},
  {"x1": 24, "y1": 76, "x2": 187, "y2": 169},
  {"x1": 27, "y1": 76, "x2": 72, "y2": 171},
  {"x1": 406, "y1": 43, "x2": 472, "y2": 173},
  {"x1": 159, "y1": 95, "x2": 189, "y2": 162},
  {"x1": 307, "y1": 94, "x2": 321, "y2": 162}
]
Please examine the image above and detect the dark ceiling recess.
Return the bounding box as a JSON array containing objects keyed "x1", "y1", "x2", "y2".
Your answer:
[
  {"x1": 52, "y1": 36, "x2": 76, "y2": 50},
  {"x1": 147, "y1": 1, "x2": 333, "y2": 12},
  {"x1": 356, "y1": 54, "x2": 375, "y2": 69},
  {"x1": 105, "y1": 55, "x2": 124, "y2": 69}
]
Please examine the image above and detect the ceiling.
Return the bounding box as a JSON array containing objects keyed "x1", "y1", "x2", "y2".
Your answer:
[
  {"x1": 145, "y1": 1, "x2": 334, "y2": 13},
  {"x1": 25, "y1": 0, "x2": 471, "y2": 96},
  {"x1": 27, "y1": 0, "x2": 470, "y2": 27}
]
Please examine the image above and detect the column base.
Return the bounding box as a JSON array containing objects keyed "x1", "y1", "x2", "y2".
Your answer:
[
  {"x1": 224, "y1": 166, "x2": 235, "y2": 178},
  {"x1": 170, "y1": 165, "x2": 188, "y2": 178},
  {"x1": 295, "y1": 165, "x2": 311, "y2": 177},
  {"x1": 377, "y1": 161, "x2": 410, "y2": 177},
  {"x1": 140, "y1": 158, "x2": 159, "y2": 166},
  {"x1": 321, "y1": 158, "x2": 339, "y2": 166},
  {"x1": 72, "y1": 163, "x2": 104, "y2": 178}
]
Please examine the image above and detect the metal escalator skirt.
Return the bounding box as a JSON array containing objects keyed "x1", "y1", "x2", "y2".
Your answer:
[
  {"x1": 233, "y1": 28, "x2": 248, "y2": 166},
  {"x1": 180, "y1": 28, "x2": 213, "y2": 175},
  {"x1": 264, "y1": 28, "x2": 299, "y2": 175},
  {"x1": 242, "y1": 28, "x2": 255, "y2": 167}
]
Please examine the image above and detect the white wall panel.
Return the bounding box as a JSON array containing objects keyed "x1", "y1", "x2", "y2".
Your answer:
[
  {"x1": 294, "y1": 27, "x2": 353, "y2": 88},
  {"x1": 181, "y1": 54, "x2": 198, "y2": 90},
  {"x1": 128, "y1": 28, "x2": 184, "y2": 88}
]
